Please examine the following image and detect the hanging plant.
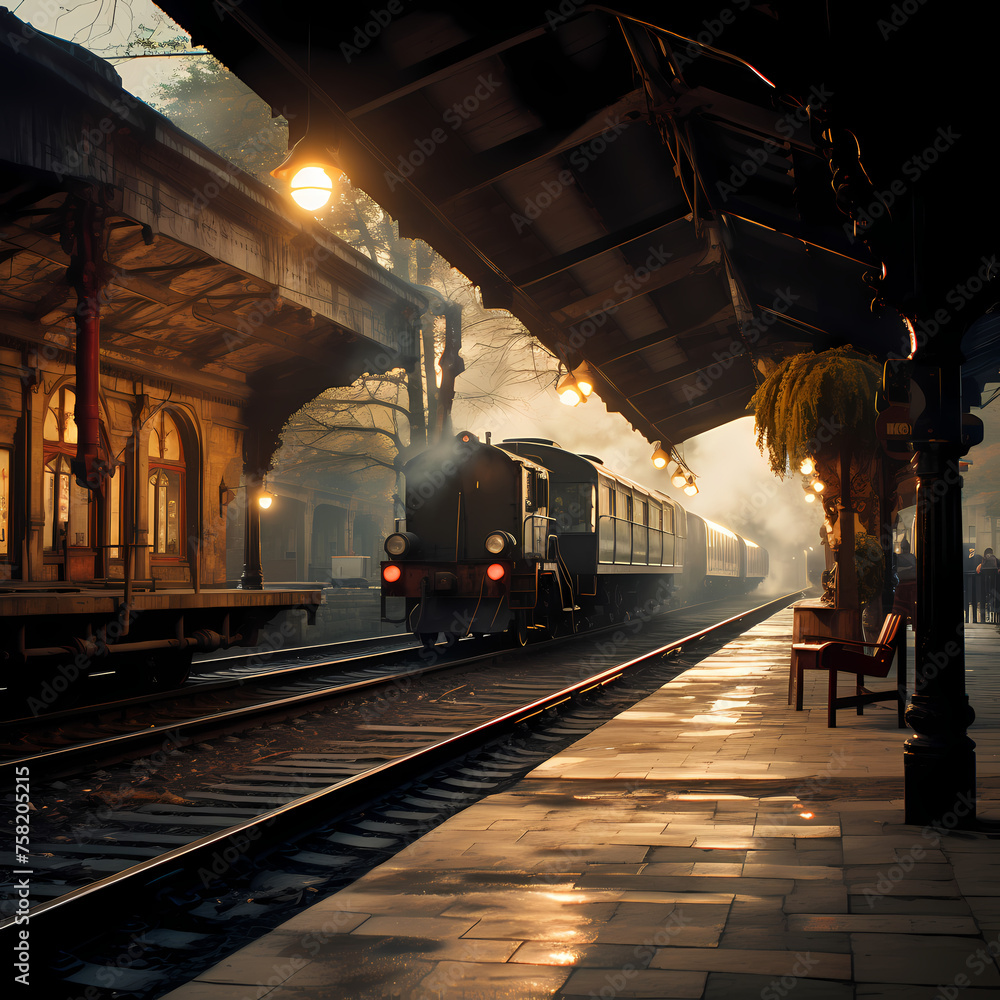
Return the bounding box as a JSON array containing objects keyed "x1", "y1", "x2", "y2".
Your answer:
[{"x1": 748, "y1": 346, "x2": 881, "y2": 476}]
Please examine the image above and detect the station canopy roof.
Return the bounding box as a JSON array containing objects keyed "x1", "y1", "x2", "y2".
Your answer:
[
  {"x1": 0, "y1": 10, "x2": 425, "y2": 419},
  {"x1": 158, "y1": 2, "x2": 998, "y2": 448}
]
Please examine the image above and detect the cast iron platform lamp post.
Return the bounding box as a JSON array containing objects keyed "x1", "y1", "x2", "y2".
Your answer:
[{"x1": 902, "y1": 353, "x2": 983, "y2": 828}]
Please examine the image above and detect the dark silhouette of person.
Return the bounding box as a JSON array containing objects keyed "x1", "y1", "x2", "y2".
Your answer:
[
  {"x1": 892, "y1": 537, "x2": 917, "y2": 627},
  {"x1": 965, "y1": 546, "x2": 983, "y2": 623},
  {"x1": 896, "y1": 537, "x2": 916, "y2": 582},
  {"x1": 979, "y1": 547, "x2": 998, "y2": 623}
]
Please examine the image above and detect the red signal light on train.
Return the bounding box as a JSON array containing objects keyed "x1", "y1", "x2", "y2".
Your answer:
[
  {"x1": 383, "y1": 564, "x2": 402, "y2": 583},
  {"x1": 486, "y1": 563, "x2": 505, "y2": 581}
]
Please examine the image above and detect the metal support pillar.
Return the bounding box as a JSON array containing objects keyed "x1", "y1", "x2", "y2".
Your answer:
[
  {"x1": 239, "y1": 425, "x2": 264, "y2": 591},
  {"x1": 903, "y1": 363, "x2": 976, "y2": 827}
]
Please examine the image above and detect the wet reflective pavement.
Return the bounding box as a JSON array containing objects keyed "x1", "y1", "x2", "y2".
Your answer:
[{"x1": 159, "y1": 609, "x2": 1000, "y2": 999}]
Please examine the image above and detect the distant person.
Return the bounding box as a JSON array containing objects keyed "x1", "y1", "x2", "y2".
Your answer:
[
  {"x1": 892, "y1": 538, "x2": 917, "y2": 627},
  {"x1": 966, "y1": 547, "x2": 983, "y2": 623},
  {"x1": 979, "y1": 547, "x2": 998, "y2": 623},
  {"x1": 896, "y1": 538, "x2": 916, "y2": 581}
]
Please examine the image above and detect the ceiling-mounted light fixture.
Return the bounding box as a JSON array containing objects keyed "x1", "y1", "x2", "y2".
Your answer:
[
  {"x1": 270, "y1": 25, "x2": 345, "y2": 212},
  {"x1": 271, "y1": 134, "x2": 345, "y2": 211},
  {"x1": 650, "y1": 441, "x2": 670, "y2": 469},
  {"x1": 683, "y1": 475, "x2": 699, "y2": 497},
  {"x1": 670, "y1": 465, "x2": 687, "y2": 489},
  {"x1": 556, "y1": 369, "x2": 585, "y2": 406}
]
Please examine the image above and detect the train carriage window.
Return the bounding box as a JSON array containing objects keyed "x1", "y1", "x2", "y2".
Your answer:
[
  {"x1": 599, "y1": 480, "x2": 613, "y2": 517},
  {"x1": 663, "y1": 503, "x2": 674, "y2": 534},
  {"x1": 616, "y1": 489, "x2": 631, "y2": 522},
  {"x1": 148, "y1": 411, "x2": 185, "y2": 557},
  {"x1": 641, "y1": 500, "x2": 649, "y2": 526}
]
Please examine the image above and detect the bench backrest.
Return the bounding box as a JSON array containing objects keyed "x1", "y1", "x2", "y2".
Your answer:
[{"x1": 875, "y1": 612, "x2": 904, "y2": 649}]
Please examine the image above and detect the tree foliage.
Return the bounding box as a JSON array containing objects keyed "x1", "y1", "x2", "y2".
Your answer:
[
  {"x1": 748, "y1": 346, "x2": 881, "y2": 476},
  {"x1": 151, "y1": 59, "x2": 290, "y2": 179},
  {"x1": 153, "y1": 57, "x2": 552, "y2": 493}
]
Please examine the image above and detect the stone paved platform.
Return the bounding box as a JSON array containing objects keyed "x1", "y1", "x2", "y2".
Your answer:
[{"x1": 160, "y1": 607, "x2": 1000, "y2": 999}]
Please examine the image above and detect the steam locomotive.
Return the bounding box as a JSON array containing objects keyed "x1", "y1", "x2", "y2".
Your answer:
[{"x1": 381, "y1": 433, "x2": 768, "y2": 646}]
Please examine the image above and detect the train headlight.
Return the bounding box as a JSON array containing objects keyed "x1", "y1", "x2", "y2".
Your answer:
[
  {"x1": 385, "y1": 532, "x2": 417, "y2": 557},
  {"x1": 383, "y1": 564, "x2": 401, "y2": 583},
  {"x1": 485, "y1": 532, "x2": 509, "y2": 555},
  {"x1": 487, "y1": 563, "x2": 506, "y2": 581}
]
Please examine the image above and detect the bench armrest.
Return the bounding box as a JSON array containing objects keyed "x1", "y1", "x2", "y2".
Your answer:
[{"x1": 792, "y1": 638, "x2": 892, "y2": 657}]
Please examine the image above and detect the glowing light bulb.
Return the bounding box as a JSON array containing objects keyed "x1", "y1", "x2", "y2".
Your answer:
[
  {"x1": 799, "y1": 457, "x2": 815, "y2": 475},
  {"x1": 290, "y1": 166, "x2": 334, "y2": 211},
  {"x1": 573, "y1": 364, "x2": 595, "y2": 397},
  {"x1": 812, "y1": 479, "x2": 825, "y2": 492},
  {"x1": 804, "y1": 492, "x2": 816, "y2": 503}
]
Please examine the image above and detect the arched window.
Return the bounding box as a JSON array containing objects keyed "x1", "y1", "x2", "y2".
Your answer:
[
  {"x1": 43, "y1": 386, "x2": 91, "y2": 550},
  {"x1": 148, "y1": 411, "x2": 184, "y2": 557}
]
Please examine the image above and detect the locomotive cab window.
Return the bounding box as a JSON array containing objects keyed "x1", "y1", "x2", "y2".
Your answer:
[
  {"x1": 524, "y1": 467, "x2": 539, "y2": 511},
  {"x1": 552, "y1": 482, "x2": 594, "y2": 533}
]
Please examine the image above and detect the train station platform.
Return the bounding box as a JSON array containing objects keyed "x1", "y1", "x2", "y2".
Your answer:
[{"x1": 161, "y1": 606, "x2": 1000, "y2": 1000}]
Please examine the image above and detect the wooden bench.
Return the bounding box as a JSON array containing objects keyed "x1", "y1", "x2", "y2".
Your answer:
[{"x1": 792, "y1": 611, "x2": 907, "y2": 728}]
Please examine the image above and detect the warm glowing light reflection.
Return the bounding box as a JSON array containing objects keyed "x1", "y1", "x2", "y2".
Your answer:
[
  {"x1": 799, "y1": 811, "x2": 815, "y2": 820},
  {"x1": 547, "y1": 950, "x2": 579, "y2": 965}
]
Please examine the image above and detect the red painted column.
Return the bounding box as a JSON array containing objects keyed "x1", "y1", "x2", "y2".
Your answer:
[{"x1": 67, "y1": 196, "x2": 105, "y2": 496}]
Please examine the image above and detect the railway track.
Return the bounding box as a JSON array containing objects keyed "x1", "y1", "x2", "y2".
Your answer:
[
  {"x1": 0, "y1": 593, "x2": 769, "y2": 775},
  {"x1": 1, "y1": 591, "x2": 800, "y2": 999}
]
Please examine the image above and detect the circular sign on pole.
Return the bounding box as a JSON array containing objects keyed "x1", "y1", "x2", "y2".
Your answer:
[{"x1": 875, "y1": 404, "x2": 914, "y2": 460}]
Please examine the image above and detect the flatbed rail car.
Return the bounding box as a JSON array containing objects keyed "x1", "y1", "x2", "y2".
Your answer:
[{"x1": 0, "y1": 584, "x2": 321, "y2": 711}]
